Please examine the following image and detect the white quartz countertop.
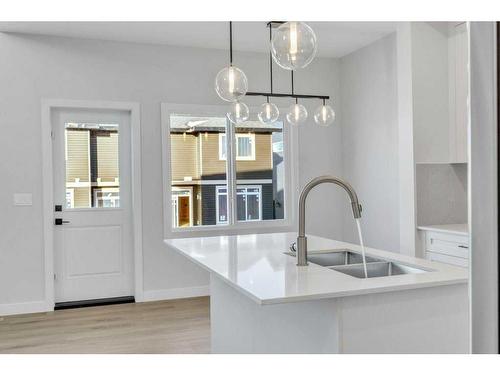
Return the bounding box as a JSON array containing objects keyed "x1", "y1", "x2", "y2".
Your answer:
[
  {"x1": 164, "y1": 232, "x2": 468, "y2": 305},
  {"x1": 417, "y1": 223, "x2": 469, "y2": 236}
]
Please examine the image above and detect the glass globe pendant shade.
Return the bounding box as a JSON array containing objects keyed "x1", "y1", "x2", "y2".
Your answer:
[
  {"x1": 286, "y1": 103, "x2": 308, "y2": 125},
  {"x1": 257, "y1": 102, "x2": 280, "y2": 124},
  {"x1": 215, "y1": 66, "x2": 248, "y2": 102},
  {"x1": 271, "y1": 22, "x2": 318, "y2": 70},
  {"x1": 313, "y1": 104, "x2": 335, "y2": 127},
  {"x1": 227, "y1": 101, "x2": 250, "y2": 124}
]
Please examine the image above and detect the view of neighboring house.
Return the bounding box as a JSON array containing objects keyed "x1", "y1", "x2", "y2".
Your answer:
[
  {"x1": 170, "y1": 115, "x2": 284, "y2": 227},
  {"x1": 65, "y1": 123, "x2": 120, "y2": 208}
]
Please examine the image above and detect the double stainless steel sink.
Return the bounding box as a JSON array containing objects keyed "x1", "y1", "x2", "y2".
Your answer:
[{"x1": 286, "y1": 250, "x2": 430, "y2": 278}]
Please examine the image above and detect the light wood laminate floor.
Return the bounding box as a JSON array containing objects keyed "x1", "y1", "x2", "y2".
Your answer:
[{"x1": 0, "y1": 297, "x2": 210, "y2": 353}]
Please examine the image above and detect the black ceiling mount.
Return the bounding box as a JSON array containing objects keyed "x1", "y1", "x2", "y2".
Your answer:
[{"x1": 245, "y1": 91, "x2": 330, "y2": 100}]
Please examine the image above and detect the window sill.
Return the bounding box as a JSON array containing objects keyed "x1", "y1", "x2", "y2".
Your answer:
[{"x1": 165, "y1": 220, "x2": 296, "y2": 239}]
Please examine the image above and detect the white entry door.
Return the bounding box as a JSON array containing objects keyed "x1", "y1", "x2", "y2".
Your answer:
[{"x1": 52, "y1": 108, "x2": 134, "y2": 302}]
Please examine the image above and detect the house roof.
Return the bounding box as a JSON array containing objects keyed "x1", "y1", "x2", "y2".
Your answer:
[{"x1": 170, "y1": 115, "x2": 283, "y2": 134}]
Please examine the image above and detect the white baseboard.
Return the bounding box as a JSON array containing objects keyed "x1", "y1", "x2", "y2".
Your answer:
[
  {"x1": 0, "y1": 300, "x2": 52, "y2": 317},
  {"x1": 0, "y1": 287, "x2": 209, "y2": 315},
  {"x1": 141, "y1": 285, "x2": 210, "y2": 302}
]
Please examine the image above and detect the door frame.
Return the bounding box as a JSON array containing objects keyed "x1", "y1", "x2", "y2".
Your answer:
[
  {"x1": 171, "y1": 186, "x2": 193, "y2": 227},
  {"x1": 41, "y1": 99, "x2": 143, "y2": 310}
]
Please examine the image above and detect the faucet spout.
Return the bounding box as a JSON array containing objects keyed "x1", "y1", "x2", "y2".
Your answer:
[{"x1": 296, "y1": 175, "x2": 362, "y2": 266}]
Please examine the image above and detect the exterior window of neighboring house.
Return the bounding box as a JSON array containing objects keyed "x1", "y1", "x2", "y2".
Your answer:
[
  {"x1": 216, "y1": 185, "x2": 262, "y2": 224},
  {"x1": 166, "y1": 108, "x2": 290, "y2": 233},
  {"x1": 219, "y1": 133, "x2": 256, "y2": 161},
  {"x1": 94, "y1": 187, "x2": 120, "y2": 208},
  {"x1": 65, "y1": 189, "x2": 74, "y2": 209}
]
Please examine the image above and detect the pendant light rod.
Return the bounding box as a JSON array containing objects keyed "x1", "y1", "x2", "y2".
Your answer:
[
  {"x1": 229, "y1": 21, "x2": 233, "y2": 65},
  {"x1": 245, "y1": 92, "x2": 330, "y2": 100},
  {"x1": 269, "y1": 24, "x2": 273, "y2": 94}
]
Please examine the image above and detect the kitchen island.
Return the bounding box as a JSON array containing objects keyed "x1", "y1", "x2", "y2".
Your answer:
[{"x1": 165, "y1": 232, "x2": 469, "y2": 353}]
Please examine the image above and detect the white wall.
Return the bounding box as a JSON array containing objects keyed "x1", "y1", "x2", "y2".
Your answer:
[
  {"x1": 469, "y1": 22, "x2": 498, "y2": 354},
  {"x1": 0, "y1": 32, "x2": 343, "y2": 312},
  {"x1": 339, "y1": 33, "x2": 400, "y2": 252},
  {"x1": 415, "y1": 163, "x2": 467, "y2": 225}
]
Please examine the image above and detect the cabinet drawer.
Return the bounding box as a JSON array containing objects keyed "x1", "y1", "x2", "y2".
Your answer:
[
  {"x1": 426, "y1": 251, "x2": 468, "y2": 268},
  {"x1": 425, "y1": 231, "x2": 469, "y2": 258}
]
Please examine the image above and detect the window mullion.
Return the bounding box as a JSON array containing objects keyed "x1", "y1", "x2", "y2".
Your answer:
[{"x1": 226, "y1": 120, "x2": 237, "y2": 226}]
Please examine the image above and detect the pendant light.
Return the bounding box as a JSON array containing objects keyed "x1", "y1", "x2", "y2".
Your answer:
[
  {"x1": 227, "y1": 101, "x2": 250, "y2": 124},
  {"x1": 258, "y1": 97, "x2": 280, "y2": 124},
  {"x1": 271, "y1": 21, "x2": 318, "y2": 70},
  {"x1": 286, "y1": 71, "x2": 308, "y2": 125},
  {"x1": 287, "y1": 101, "x2": 308, "y2": 125},
  {"x1": 258, "y1": 25, "x2": 280, "y2": 125},
  {"x1": 313, "y1": 99, "x2": 335, "y2": 127},
  {"x1": 215, "y1": 22, "x2": 248, "y2": 102}
]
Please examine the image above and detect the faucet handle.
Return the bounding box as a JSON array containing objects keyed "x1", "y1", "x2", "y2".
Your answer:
[{"x1": 290, "y1": 242, "x2": 297, "y2": 252}]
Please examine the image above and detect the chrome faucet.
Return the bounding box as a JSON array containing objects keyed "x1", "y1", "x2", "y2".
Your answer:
[{"x1": 295, "y1": 175, "x2": 362, "y2": 266}]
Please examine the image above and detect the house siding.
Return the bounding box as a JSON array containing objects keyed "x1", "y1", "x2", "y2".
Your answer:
[
  {"x1": 201, "y1": 185, "x2": 216, "y2": 225},
  {"x1": 261, "y1": 184, "x2": 274, "y2": 220},
  {"x1": 90, "y1": 130, "x2": 119, "y2": 182},
  {"x1": 66, "y1": 129, "x2": 90, "y2": 183},
  {"x1": 170, "y1": 133, "x2": 199, "y2": 181}
]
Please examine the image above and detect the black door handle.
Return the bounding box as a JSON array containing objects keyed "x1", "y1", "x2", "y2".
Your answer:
[{"x1": 54, "y1": 218, "x2": 70, "y2": 225}]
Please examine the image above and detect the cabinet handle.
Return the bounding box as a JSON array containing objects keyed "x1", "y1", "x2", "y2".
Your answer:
[{"x1": 458, "y1": 245, "x2": 469, "y2": 249}]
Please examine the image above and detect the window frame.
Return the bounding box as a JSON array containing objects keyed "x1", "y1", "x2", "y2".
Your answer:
[
  {"x1": 171, "y1": 186, "x2": 194, "y2": 228},
  {"x1": 161, "y1": 103, "x2": 299, "y2": 239},
  {"x1": 216, "y1": 184, "x2": 263, "y2": 224}
]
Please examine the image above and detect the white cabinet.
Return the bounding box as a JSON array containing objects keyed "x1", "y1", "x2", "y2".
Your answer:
[
  {"x1": 448, "y1": 22, "x2": 468, "y2": 163},
  {"x1": 420, "y1": 227, "x2": 469, "y2": 268},
  {"x1": 412, "y1": 22, "x2": 468, "y2": 164}
]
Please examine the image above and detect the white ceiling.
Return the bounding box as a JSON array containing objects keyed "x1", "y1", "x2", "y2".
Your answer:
[{"x1": 0, "y1": 21, "x2": 398, "y2": 58}]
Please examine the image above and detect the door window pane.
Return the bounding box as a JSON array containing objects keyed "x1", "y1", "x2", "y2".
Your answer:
[
  {"x1": 169, "y1": 115, "x2": 228, "y2": 228},
  {"x1": 246, "y1": 194, "x2": 260, "y2": 221},
  {"x1": 215, "y1": 186, "x2": 228, "y2": 224},
  {"x1": 236, "y1": 192, "x2": 246, "y2": 221},
  {"x1": 65, "y1": 123, "x2": 120, "y2": 208}
]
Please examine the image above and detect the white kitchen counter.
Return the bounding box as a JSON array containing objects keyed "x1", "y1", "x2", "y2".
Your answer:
[
  {"x1": 165, "y1": 232, "x2": 468, "y2": 305},
  {"x1": 417, "y1": 223, "x2": 469, "y2": 236},
  {"x1": 165, "y1": 232, "x2": 469, "y2": 353}
]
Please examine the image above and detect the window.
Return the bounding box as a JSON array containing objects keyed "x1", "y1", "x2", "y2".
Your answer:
[
  {"x1": 169, "y1": 114, "x2": 228, "y2": 229},
  {"x1": 93, "y1": 188, "x2": 120, "y2": 208},
  {"x1": 65, "y1": 122, "x2": 120, "y2": 208},
  {"x1": 215, "y1": 187, "x2": 228, "y2": 224},
  {"x1": 164, "y1": 104, "x2": 293, "y2": 233},
  {"x1": 65, "y1": 189, "x2": 74, "y2": 208},
  {"x1": 216, "y1": 185, "x2": 262, "y2": 224},
  {"x1": 219, "y1": 133, "x2": 256, "y2": 161}
]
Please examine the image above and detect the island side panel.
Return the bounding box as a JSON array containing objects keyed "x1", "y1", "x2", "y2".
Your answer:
[
  {"x1": 338, "y1": 283, "x2": 469, "y2": 353},
  {"x1": 210, "y1": 275, "x2": 341, "y2": 354}
]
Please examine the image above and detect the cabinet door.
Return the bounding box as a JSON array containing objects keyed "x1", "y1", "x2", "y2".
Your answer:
[{"x1": 451, "y1": 23, "x2": 468, "y2": 163}]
